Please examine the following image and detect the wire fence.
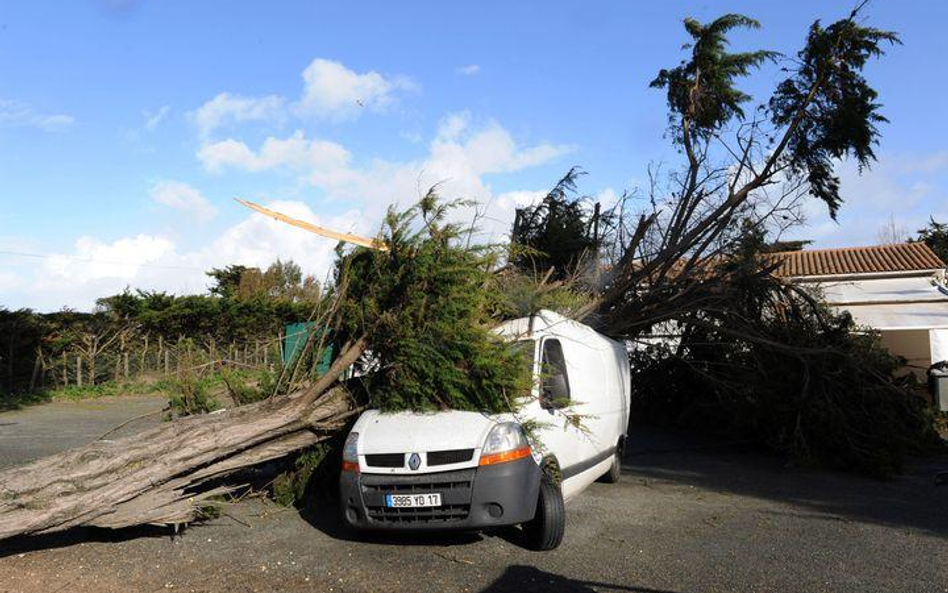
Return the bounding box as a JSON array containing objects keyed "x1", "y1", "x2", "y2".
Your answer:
[{"x1": 27, "y1": 332, "x2": 287, "y2": 392}]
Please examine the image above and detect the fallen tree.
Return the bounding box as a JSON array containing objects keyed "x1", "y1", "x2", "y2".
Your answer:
[{"x1": 0, "y1": 339, "x2": 365, "y2": 540}]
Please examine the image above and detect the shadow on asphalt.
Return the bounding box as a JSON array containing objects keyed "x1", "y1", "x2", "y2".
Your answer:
[
  {"x1": 623, "y1": 424, "x2": 948, "y2": 537},
  {"x1": 0, "y1": 524, "x2": 172, "y2": 559},
  {"x1": 299, "y1": 490, "x2": 528, "y2": 549},
  {"x1": 477, "y1": 565, "x2": 683, "y2": 593}
]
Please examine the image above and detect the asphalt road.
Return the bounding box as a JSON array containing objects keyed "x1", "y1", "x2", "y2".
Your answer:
[
  {"x1": 1, "y1": 397, "x2": 946, "y2": 593},
  {"x1": 0, "y1": 396, "x2": 165, "y2": 468}
]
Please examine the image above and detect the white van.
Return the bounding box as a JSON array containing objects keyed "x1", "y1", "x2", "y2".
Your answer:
[{"x1": 338, "y1": 310, "x2": 631, "y2": 550}]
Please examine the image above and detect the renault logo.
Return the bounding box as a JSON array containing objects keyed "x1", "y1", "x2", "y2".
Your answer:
[{"x1": 408, "y1": 453, "x2": 421, "y2": 470}]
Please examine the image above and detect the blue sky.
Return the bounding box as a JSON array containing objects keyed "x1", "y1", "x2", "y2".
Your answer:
[{"x1": 1, "y1": 0, "x2": 946, "y2": 311}]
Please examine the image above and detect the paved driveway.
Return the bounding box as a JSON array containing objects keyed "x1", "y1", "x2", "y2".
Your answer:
[{"x1": 1, "y1": 398, "x2": 946, "y2": 593}]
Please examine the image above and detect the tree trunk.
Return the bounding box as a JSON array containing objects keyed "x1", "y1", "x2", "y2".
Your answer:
[{"x1": 0, "y1": 338, "x2": 365, "y2": 541}]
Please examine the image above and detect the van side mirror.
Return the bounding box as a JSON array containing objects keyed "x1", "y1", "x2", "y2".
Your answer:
[{"x1": 541, "y1": 373, "x2": 570, "y2": 409}]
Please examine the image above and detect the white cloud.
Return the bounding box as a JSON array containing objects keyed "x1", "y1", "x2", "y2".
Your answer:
[
  {"x1": 430, "y1": 114, "x2": 575, "y2": 174},
  {"x1": 43, "y1": 235, "x2": 176, "y2": 284},
  {"x1": 149, "y1": 180, "x2": 218, "y2": 222},
  {"x1": 143, "y1": 105, "x2": 170, "y2": 131},
  {"x1": 9, "y1": 202, "x2": 362, "y2": 311},
  {"x1": 294, "y1": 58, "x2": 416, "y2": 121},
  {"x1": 457, "y1": 64, "x2": 480, "y2": 76},
  {"x1": 786, "y1": 152, "x2": 948, "y2": 248},
  {"x1": 196, "y1": 113, "x2": 574, "y2": 233},
  {"x1": 0, "y1": 99, "x2": 74, "y2": 132},
  {"x1": 193, "y1": 58, "x2": 415, "y2": 135},
  {"x1": 494, "y1": 190, "x2": 546, "y2": 211},
  {"x1": 193, "y1": 92, "x2": 286, "y2": 137},
  {"x1": 198, "y1": 131, "x2": 355, "y2": 190},
  {"x1": 0, "y1": 269, "x2": 24, "y2": 290}
]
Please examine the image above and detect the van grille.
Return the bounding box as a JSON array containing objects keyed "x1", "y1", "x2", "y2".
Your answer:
[
  {"x1": 363, "y1": 448, "x2": 475, "y2": 469},
  {"x1": 364, "y1": 453, "x2": 405, "y2": 468},
  {"x1": 427, "y1": 448, "x2": 474, "y2": 466},
  {"x1": 360, "y1": 469, "x2": 475, "y2": 524}
]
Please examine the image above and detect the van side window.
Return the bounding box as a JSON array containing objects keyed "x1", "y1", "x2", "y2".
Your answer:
[{"x1": 540, "y1": 339, "x2": 570, "y2": 409}]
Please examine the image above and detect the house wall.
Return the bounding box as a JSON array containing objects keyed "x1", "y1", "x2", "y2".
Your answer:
[
  {"x1": 931, "y1": 329, "x2": 948, "y2": 364},
  {"x1": 878, "y1": 329, "x2": 932, "y2": 379}
]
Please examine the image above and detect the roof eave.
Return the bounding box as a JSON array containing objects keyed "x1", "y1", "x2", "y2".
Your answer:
[{"x1": 784, "y1": 269, "x2": 944, "y2": 283}]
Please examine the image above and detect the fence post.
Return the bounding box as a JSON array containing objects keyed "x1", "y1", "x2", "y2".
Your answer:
[
  {"x1": 29, "y1": 354, "x2": 42, "y2": 393},
  {"x1": 164, "y1": 350, "x2": 170, "y2": 375},
  {"x1": 277, "y1": 329, "x2": 284, "y2": 369},
  {"x1": 76, "y1": 355, "x2": 83, "y2": 387},
  {"x1": 124, "y1": 352, "x2": 129, "y2": 379},
  {"x1": 141, "y1": 334, "x2": 149, "y2": 376},
  {"x1": 62, "y1": 352, "x2": 68, "y2": 387}
]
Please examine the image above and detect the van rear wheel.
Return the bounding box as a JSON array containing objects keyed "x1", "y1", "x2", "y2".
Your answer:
[
  {"x1": 599, "y1": 446, "x2": 622, "y2": 484},
  {"x1": 523, "y1": 476, "x2": 565, "y2": 551}
]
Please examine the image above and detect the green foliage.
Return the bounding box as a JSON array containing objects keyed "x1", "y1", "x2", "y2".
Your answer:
[
  {"x1": 271, "y1": 442, "x2": 335, "y2": 507},
  {"x1": 207, "y1": 261, "x2": 321, "y2": 303},
  {"x1": 510, "y1": 168, "x2": 609, "y2": 280},
  {"x1": 336, "y1": 195, "x2": 531, "y2": 413},
  {"x1": 760, "y1": 239, "x2": 813, "y2": 253},
  {"x1": 235, "y1": 259, "x2": 321, "y2": 302},
  {"x1": 491, "y1": 269, "x2": 593, "y2": 321},
  {"x1": 97, "y1": 288, "x2": 316, "y2": 344},
  {"x1": 769, "y1": 18, "x2": 900, "y2": 218},
  {"x1": 207, "y1": 264, "x2": 250, "y2": 299},
  {"x1": 95, "y1": 258, "x2": 323, "y2": 344},
  {"x1": 914, "y1": 217, "x2": 948, "y2": 263},
  {"x1": 630, "y1": 237, "x2": 941, "y2": 477},
  {"x1": 50, "y1": 382, "x2": 123, "y2": 400},
  {"x1": 165, "y1": 373, "x2": 220, "y2": 418},
  {"x1": 0, "y1": 308, "x2": 45, "y2": 397},
  {"x1": 220, "y1": 368, "x2": 276, "y2": 405},
  {"x1": 650, "y1": 14, "x2": 778, "y2": 142}
]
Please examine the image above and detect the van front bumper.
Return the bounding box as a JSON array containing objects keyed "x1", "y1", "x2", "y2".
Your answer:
[{"x1": 339, "y1": 456, "x2": 542, "y2": 531}]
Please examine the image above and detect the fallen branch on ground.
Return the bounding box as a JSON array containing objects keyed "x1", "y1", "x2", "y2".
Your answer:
[{"x1": 0, "y1": 338, "x2": 365, "y2": 540}]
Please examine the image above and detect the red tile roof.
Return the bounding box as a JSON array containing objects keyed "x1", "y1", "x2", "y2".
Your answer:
[{"x1": 769, "y1": 242, "x2": 945, "y2": 277}]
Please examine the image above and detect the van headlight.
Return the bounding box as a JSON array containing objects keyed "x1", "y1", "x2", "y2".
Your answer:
[
  {"x1": 342, "y1": 431, "x2": 359, "y2": 472},
  {"x1": 479, "y1": 423, "x2": 532, "y2": 467}
]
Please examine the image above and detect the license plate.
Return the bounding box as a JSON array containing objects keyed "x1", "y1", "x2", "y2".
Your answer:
[{"x1": 385, "y1": 492, "x2": 442, "y2": 508}]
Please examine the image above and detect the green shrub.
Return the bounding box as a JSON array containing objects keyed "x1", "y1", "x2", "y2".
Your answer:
[
  {"x1": 165, "y1": 374, "x2": 220, "y2": 418},
  {"x1": 220, "y1": 368, "x2": 275, "y2": 406}
]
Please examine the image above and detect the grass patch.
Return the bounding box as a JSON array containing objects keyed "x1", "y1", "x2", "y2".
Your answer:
[{"x1": 1, "y1": 379, "x2": 161, "y2": 410}]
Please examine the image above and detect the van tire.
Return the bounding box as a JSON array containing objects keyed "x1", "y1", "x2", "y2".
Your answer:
[
  {"x1": 523, "y1": 476, "x2": 565, "y2": 551},
  {"x1": 599, "y1": 446, "x2": 622, "y2": 484}
]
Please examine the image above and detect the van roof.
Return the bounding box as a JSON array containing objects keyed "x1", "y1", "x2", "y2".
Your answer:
[{"x1": 494, "y1": 309, "x2": 614, "y2": 346}]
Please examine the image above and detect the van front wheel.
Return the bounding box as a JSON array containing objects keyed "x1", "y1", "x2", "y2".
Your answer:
[{"x1": 522, "y1": 476, "x2": 565, "y2": 551}]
